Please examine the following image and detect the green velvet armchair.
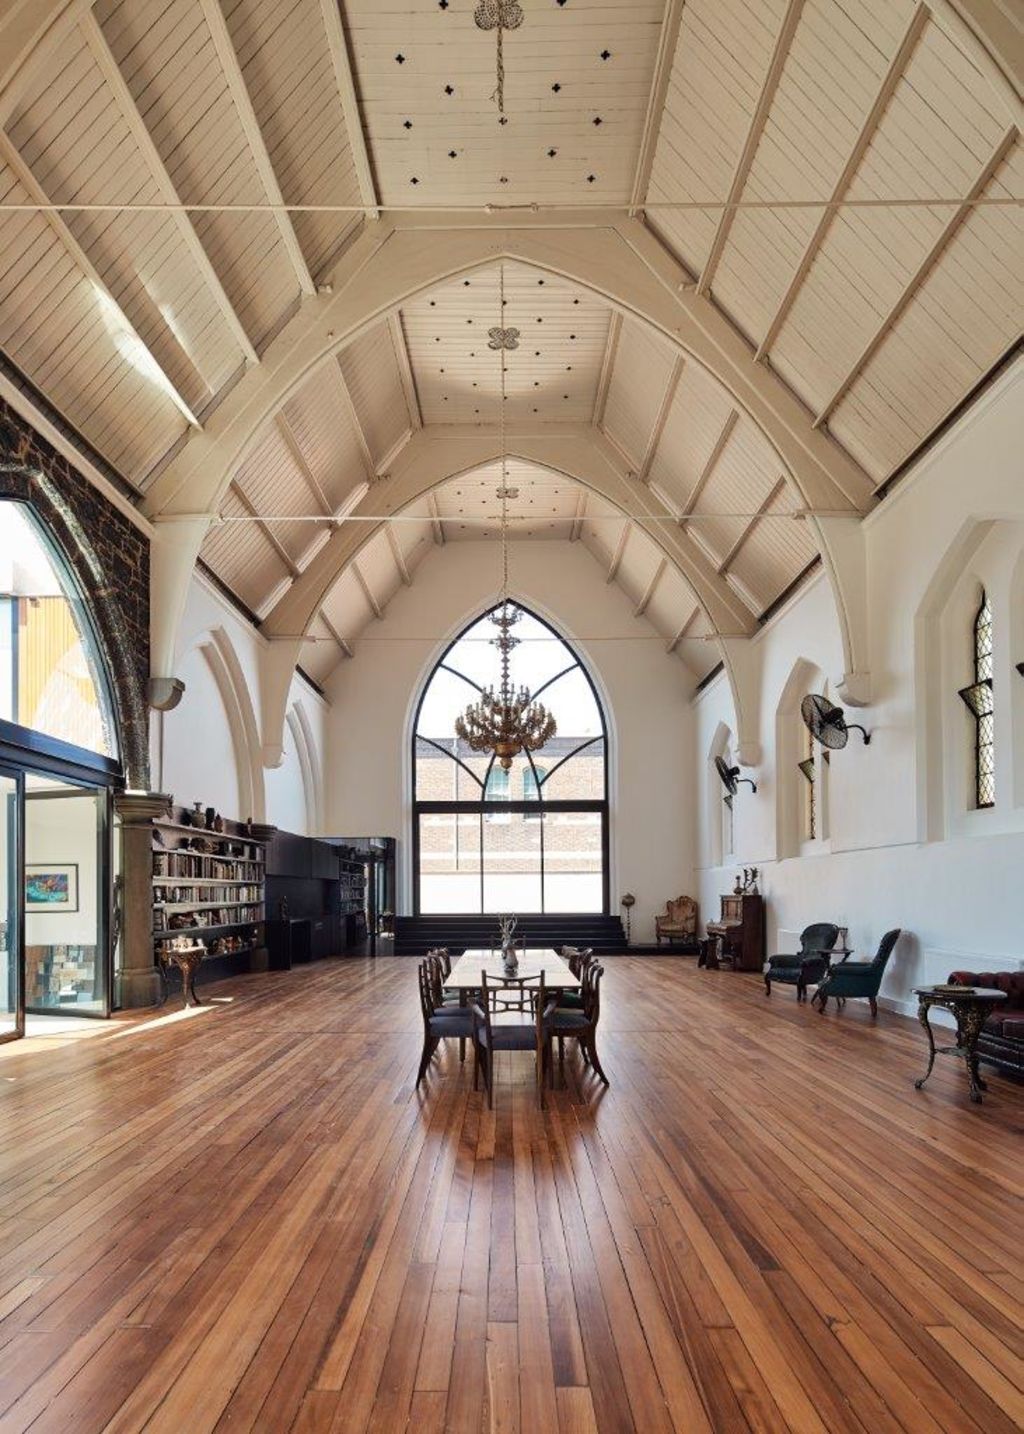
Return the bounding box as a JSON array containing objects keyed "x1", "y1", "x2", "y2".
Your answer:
[{"x1": 813, "y1": 929, "x2": 901, "y2": 1017}]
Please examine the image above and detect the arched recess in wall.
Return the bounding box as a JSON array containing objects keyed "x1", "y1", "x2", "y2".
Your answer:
[
  {"x1": 1009, "y1": 543, "x2": 1024, "y2": 812},
  {"x1": 196, "y1": 627, "x2": 265, "y2": 823},
  {"x1": 775, "y1": 657, "x2": 828, "y2": 859},
  {"x1": 706, "y1": 722, "x2": 734, "y2": 869},
  {"x1": 918, "y1": 517, "x2": 1024, "y2": 840},
  {"x1": 914, "y1": 518, "x2": 993, "y2": 842},
  {"x1": 286, "y1": 702, "x2": 322, "y2": 835}
]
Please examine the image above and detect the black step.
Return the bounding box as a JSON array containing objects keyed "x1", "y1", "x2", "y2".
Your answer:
[{"x1": 393, "y1": 913, "x2": 625, "y2": 957}]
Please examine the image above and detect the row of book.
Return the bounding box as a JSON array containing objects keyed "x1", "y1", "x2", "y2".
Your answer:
[
  {"x1": 154, "y1": 851, "x2": 263, "y2": 881},
  {"x1": 153, "y1": 904, "x2": 264, "y2": 934}
]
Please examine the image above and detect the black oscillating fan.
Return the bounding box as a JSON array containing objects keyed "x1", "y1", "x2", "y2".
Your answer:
[
  {"x1": 800, "y1": 693, "x2": 871, "y2": 750},
  {"x1": 714, "y1": 754, "x2": 757, "y2": 795}
]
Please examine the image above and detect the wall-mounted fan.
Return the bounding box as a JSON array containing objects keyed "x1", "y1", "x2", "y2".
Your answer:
[
  {"x1": 800, "y1": 693, "x2": 871, "y2": 750},
  {"x1": 715, "y1": 755, "x2": 757, "y2": 795}
]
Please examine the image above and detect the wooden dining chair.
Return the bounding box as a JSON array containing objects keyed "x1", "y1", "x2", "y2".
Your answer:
[
  {"x1": 548, "y1": 962, "x2": 609, "y2": 1088},
  {"x1": 471, "y1": 970, "x2": 558, "y2": 1109},
  {"x1": 557, "y1": 946, "x2": 594, "y2": 1010},
  {"x1": 416, "y1": 960, "x2": 476, "y2": 1088}
]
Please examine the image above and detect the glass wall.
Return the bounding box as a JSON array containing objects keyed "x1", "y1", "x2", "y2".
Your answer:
[
  {"x1": 0, "y1": 772, "x2": 21, "y2": 1041},
  {"x1": 0, "y1": 500, "x2": 121, "y2": 1034},
  {"x1": 413, "y1": 604, "x2": 608, "y2": 914},
  {"x1": 24, "y1": 775, "x2": 108, "y2": 1013}
]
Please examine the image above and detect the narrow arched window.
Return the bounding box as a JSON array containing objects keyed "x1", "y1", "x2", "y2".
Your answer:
[
  {"x1": 959, "y1": 590, "x2": 994, "y2": 809},
  {"x1": 799, "y1": 721, "x2": 816, "y2": 841}
]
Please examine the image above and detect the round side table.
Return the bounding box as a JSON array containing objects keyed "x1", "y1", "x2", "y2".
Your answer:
[{"x1": 912, "y1": 985, "x2": 1006, "y2": 1103}]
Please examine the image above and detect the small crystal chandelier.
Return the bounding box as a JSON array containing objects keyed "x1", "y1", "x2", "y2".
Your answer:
[{"x1": 455, "y1": 267, "x2": 557, "y2": 771}]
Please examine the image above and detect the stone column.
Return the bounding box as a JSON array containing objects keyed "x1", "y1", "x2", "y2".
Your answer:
[{"x1": 114, "y1": 791, "x2": 172, "y2": 1009}]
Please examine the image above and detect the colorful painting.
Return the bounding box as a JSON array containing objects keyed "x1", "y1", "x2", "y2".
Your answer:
[{"x1": 25, "y1": 863, "x2": 79, "y2": 912}]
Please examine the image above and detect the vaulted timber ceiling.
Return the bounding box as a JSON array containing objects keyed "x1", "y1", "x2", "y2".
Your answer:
[{"x1": 0, "y1": 0, "x2": 1019, "y2": 686}]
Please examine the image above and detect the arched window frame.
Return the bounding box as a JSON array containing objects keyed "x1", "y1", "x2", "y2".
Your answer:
[
  {"x1": 411, "y1": 602, "x2": 609, "y2": 914},
  {"x1": 959, "y1": 589, "x2": 994, "y2": 810},
  {"x1": 0, "y1": 499, "x2": 121, "y2": 779}
]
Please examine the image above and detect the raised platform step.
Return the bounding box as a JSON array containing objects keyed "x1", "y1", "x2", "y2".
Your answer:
[{"x1": 394, "y1": 913, "x2": 626, "y2": 957}]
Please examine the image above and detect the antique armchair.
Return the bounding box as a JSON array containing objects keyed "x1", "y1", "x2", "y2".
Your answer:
[
  {"x1": 814, "y1": 929, "x2": 902, "y2": 1016},
  {"x1": 764, "y1": 923, "x2": 840, "y2": 1001},
  {"x1": 655, "y1": 896, "x2": 698, "y2": 948}
]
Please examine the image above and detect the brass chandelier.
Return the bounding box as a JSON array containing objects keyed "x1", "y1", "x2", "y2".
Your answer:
[{"x1": 454, "y1": 267, "x2": 557, "y2": 772}]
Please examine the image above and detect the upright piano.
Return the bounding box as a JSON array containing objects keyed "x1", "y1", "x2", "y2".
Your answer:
[{"x1": 705, "y1": 893, "x2": 765, "y2": 972}]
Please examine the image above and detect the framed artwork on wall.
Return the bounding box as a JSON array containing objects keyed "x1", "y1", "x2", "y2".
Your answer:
[{"x1": 25, "y1": 863, "x2": 79, "y2": 913}]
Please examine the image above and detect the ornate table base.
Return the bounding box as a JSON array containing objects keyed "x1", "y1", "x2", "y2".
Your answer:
[
  {"x1": 913, "y1": 986, "x2": 1007, "y2": 1103},
  {"x1": 158, "y1": 946, "x2": 205, "y2": 1008}
]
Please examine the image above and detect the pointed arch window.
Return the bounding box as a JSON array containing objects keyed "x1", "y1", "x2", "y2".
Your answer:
[
  {"x1": 412, "y1": 602, "x2": 607, "y2": 914},
  {"x1": 959, "y1": 590, "x2": 994, "y2": 809},
  {"x1": 798, "y1": 721, "x2": 817, "y2": 841}
]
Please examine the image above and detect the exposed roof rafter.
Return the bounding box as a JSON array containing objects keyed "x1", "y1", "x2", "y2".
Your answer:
[
  {"x1": 318, "y1": 0, "x2": 380, "y2": 220},
  {"x1": 328, "y1": 354, "x2": 376, "y2": 477},
  {"x1": 198, "y1": 0, "x2": 314, "y2": 296},
  {"x1": 680, "y1": 409, "x2": 739, "y2": 520},
  {"x1": 696, "y1": 0, "x2": 807, "y2": 296},
  {"x1": 319, "y1": 609, "x2": 353, "y2": 659},
  {"x1": 388, "y1": 313, "x2": 423, "y2": 430},
  {"x1": 352, "y1": 558, "x2": 382, "y2": 618},
  {"x1": 635, "y1": 557, "x2": 667, "y2": 616},
  {"x1": 79, "y1": 8, "x2": 260, "y2": 367},
  {"x1": 386, "y1": 523, "x2": 412, "y2": 586},
  {"x1": 629, "y1": 0, "x2": 686, "y2": 214},
  {"x1": 275, "y1": 411, "x2": 334, "y2": 518},
  {"x1": 592, "y1": 312, "x2": 622, "y2": 428},
  {"x1": 570, "y1": 488, "x2": 588, "y2": 541},
  {"x1": 666, "y1": 608, "x2": 699, "y2": 653},
  {"x1": 0, "y1": 128, "x2": 201, "y2": 428},
  {"x1": 230, "y1": 480, "x2": 299, "y2": 577},
  {"x1": 606, "y1": 522, "x2": 630, "y2": 583},
  {"x1": 754, "y1": 2, "x2": 930, "y2": 361},
  {"x1": 812, "y1": 124, "x2": 1018, "y2": 429},
  {"x1": 638, "y1": 354, "x2": 684, "y2": 482},
  {"x1": 718, "y1": 476, "x2": 788, "y2": 573}
]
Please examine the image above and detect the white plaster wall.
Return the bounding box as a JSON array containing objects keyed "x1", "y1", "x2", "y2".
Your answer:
[
  {"x1": 323, "y1": 540, "x2": 696, "y2": 942},
  {"x1": 155, "y1": 574, "x2": 328, "y2": 835},
  {"x1": 25, "y1": 792, "x2": 98, "y2": 947},
  {"x1": 695, "y1": 362, "x2": 1024, "y2": 1013}
]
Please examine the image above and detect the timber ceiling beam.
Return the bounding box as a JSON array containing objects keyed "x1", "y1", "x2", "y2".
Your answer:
[
  {"x1": 755, "y1": 3, "x2": 930, "y2": 361},
  {"x1": 262, "y1": 424, "x2": 757, "y2": 644},
  {"x1": 0, "y1": 129, "x2": 201, "y2": 428},
  {"x1": 79, "y1": 8, "x2": 259, "y2": 368},
  {"x1": 697, "y1": 0, "x2": 807, "y2": 296},
  {"x1": 142, "y1": 216, "x2": 876, "y2": 524},
  {"x1": 198, "y1": 0, "x2": 314, "y2": 296}
]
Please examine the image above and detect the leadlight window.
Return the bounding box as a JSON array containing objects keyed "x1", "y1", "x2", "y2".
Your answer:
[
  {"x1": 799, "y1": 722, "x2": 816, "y2": 841},
  {"x1": 959, "y1": 590, "x2": 994, "y2": 809},
  {"x1": 413, "y1": 602, "x2": 607, "y2": 914}
]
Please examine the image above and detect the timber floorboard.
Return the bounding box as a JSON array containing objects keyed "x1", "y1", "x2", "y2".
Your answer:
[{"x1": 0, "y1": 956, "x2": 1020, "y2": 1432}]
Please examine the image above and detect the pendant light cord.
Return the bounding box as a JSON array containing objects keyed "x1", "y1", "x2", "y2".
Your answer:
[{"x1": 499, "y1": 261, "x2": 509, "y2": 603}]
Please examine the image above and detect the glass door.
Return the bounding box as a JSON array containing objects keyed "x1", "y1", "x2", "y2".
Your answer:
[
  {"x1": 0, "y1": 768, "x2": 23, "y2": 1042},
  {"x1": 24, "y1": 774, "x2": 110, "y2": 1016}
]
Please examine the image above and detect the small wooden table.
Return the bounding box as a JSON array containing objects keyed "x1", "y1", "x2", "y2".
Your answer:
[
  {"x1": 444, "y1": 948, "x2": 580, "y2": 997},
  {"x1": 913, "y1": 984, "x2": 1007, "y2": 1103}
]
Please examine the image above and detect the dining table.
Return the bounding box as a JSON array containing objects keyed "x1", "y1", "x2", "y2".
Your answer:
[{"x1": 444, "y1": 948, "x2": 581, "y2": 999}]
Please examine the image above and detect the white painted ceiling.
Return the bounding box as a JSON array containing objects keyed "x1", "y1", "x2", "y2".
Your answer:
[{"x1": 0, "y1": 0, "x2": 1019, "y2": 685}]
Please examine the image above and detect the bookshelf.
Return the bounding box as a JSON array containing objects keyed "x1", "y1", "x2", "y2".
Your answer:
[{"x1": 152, "y1": 806, "x2": 272, "y2": 984}]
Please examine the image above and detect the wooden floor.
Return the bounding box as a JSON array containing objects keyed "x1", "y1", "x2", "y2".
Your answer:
[{"x1": 0, "y1": 957, "x2": 1020, "y2": 1433}]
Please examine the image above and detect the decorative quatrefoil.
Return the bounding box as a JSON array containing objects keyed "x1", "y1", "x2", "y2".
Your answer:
[
  {"x1": 474, "y1": 1, "x2": 524, "y2": 31},
  {"x1": 487, "y1": 326, "x2": 520, "y2": 350}
]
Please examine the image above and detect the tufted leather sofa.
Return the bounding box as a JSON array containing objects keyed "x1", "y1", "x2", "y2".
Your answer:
[{"x1": 948, "y1": 970, "x2": 1024, "y2": 1076}]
